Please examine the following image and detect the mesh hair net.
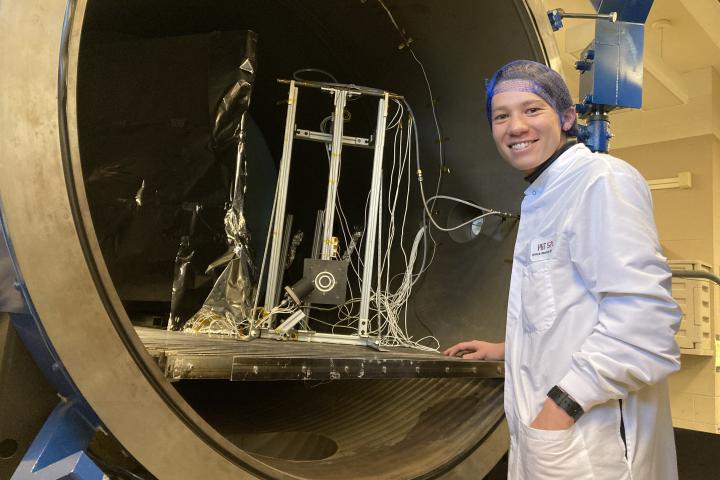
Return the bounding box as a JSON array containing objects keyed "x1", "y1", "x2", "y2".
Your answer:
[{"x1": 485, "y1": 60, "x2": 577, "y2": 136}]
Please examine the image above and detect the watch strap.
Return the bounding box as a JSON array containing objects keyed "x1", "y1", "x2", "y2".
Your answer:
[{"x1": 547, "y1": 385, "x2": 584, "y2": 421}]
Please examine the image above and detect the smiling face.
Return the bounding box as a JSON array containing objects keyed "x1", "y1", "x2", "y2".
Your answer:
[{"x1": 490, "y1": 91, "x2": 575, "y2": 174}]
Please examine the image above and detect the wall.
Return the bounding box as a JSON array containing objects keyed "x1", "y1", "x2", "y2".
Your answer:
[{"x1": 612, "y1": 67, "x2": 720, "y2": 433}]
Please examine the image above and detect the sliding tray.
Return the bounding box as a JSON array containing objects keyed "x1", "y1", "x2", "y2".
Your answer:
[{"x1": 136, "y1": 326, "x2": 505, "y2": 382}]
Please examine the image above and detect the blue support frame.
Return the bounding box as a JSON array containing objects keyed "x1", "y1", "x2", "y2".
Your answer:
[
  {"x1": 591, "y1": 0, "x2": 653, "y2": 23},
  {"x1": 11, "y1": 399, "x2": 104, "y2": 480},
  {"x1": 548, "y1": 0, "x2": 654, "y2": 153},
  {"x1": 1, "y1": 202, "x2": 104, "y2": 479},
  {"x1": 577, "y1": 20, "x2": 645, "y2": 111}
]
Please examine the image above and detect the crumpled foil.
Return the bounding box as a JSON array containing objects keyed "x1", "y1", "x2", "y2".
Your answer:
[{"x1": 173, "y1": 31, "x2": 259, "y2": 333}]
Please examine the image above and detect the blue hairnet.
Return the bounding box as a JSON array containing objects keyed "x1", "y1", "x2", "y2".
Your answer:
[{"x1": 485, "y1": 60, "x2": 577, "y2": 136}]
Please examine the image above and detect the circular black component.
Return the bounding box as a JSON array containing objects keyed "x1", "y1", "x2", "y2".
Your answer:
[
  {"x1": 0, "y1": 439, "x2": 19, "y2": 460},
  {"x1": 314, "y1": 271, "x2": 336, "y2": 292}
]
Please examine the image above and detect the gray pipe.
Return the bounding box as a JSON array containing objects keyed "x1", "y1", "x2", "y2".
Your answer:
[{"x1": 671, "y1": 270, "x2": 720, "y2": 287}]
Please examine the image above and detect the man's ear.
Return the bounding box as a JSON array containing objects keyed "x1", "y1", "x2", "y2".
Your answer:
[{"x1": 560, "y1": 106, "x2": 576, "y2": 132}]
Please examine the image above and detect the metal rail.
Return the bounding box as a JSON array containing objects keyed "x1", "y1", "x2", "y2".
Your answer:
[
  {"x1": 321, "y1": 89, "x2": 348, "y2": 260},
  {"x1": 358, "y1": 93, "x2": 389, "y2": 336},
  {"x1": 277, "y1": 78, "x2": 403, "y2": 99},
  {"x1": 263, "y1": 81, "x2": 298, "y2": 326},
  {"x1": 137, "y1": 327, "x2": 505, "y2": 382},
  {"x1": 671, "y1": 270, "x2": 720, "y2": 286}
]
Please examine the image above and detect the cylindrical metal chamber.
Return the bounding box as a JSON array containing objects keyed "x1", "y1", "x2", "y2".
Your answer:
[{"x1": 0, "y1": 1, "x2": 561, "y2": 478}]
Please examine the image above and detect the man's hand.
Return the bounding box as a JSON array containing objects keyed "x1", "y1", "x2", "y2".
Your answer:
[
  {"x1": 529, "y1": 398, "x2": 575, "y2": 430},
  {"x1": 443, "y1": 340, "x2": 505, "y2": 360}
]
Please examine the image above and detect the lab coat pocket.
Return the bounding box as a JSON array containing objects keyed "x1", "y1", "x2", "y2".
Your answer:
[
  {"x1": 521, "y1": 423, "x2": 593, "y2": 479},
  {"x1": 521, "y1": 261, "x2": 557, "y2": 333}
]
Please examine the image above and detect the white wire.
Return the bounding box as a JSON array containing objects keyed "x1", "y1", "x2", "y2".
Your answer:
[
  {"x1": 421, "y1": 195, "x2": 511, "y2": 233},
  {"x1": 425, "y1": 195, "x2": 498, "y2": 213},
  {"x1": 302, "y1": 100, "x2": 441, "y2": 351},
  {"x1": 360, "y1": 104, "x2": 440, "y2": 351},
  {"x1": 262, "y1": 59, "x2": 513, "y2": 352}
]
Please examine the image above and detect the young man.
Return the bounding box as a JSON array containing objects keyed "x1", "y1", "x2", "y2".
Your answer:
[{"x1": 444, "y1": 60, "x2": 681, "y2": 479}]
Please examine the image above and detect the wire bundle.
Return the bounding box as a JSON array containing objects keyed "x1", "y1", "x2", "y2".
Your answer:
[
  {"x1": 302, "y1": 100, "x2": 438, "y2": 351},
  {"x1": 243, "y1": 1, "x2": 521, "y2": 349}
]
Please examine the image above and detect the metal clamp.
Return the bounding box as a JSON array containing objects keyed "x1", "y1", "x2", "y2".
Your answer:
[{"x1": 547, "y1": 8, "x2": 617, "y2": 31}]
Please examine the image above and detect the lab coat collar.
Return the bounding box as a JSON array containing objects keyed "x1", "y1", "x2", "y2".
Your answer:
[
  {"x1": 523, "y1": 140, "x2": 577, "y2": 184},
  {"x1": 523, "y1": 142, "x2": 588, "y2": 197}
]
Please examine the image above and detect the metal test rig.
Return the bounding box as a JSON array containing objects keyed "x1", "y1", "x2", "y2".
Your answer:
[{"x1": 252, "y1": 79, "x2": 401, "y2": 349}]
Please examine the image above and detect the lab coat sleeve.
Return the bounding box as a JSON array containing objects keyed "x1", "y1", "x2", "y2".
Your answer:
[{"x1": 556, "y1": 166, "x2": 681, "y2": 412}]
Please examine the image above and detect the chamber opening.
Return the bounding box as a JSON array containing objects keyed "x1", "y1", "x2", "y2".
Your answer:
[
  {"x1": 77, "y1": 0, "x2": 528, "y2": 345},
  {"x1": 74, "y1": 1, "x2": 542, "y2": 477}
]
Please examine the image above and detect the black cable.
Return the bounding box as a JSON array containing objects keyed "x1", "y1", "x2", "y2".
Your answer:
[{"x1": 292, "y1": 68, "x2": 338, "y2": 83}]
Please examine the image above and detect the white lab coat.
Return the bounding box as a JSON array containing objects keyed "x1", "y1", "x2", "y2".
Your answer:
[{"x1": 504, "y1": 143, "x2": 681, "y2": 479}]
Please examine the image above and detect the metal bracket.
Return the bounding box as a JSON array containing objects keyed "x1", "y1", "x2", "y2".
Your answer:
[
  {"x1": 12, "y1": 398, "x2": 103, "y2": 480},
  {"x1": 547, "y1": 8, "x2": 617, "y2": 32},
  {"x1": 260, "y1": 328, "x2": 382, "y2": 349},
  {"x1": 230, "y1": 356, "x2": 505, "y2": 381},
  {"x1": 295, "y1": 129, "x2": 372, "y2": 149},
  {"x1": 274, "y1": 310, "x2": 306, "y2": 336}
]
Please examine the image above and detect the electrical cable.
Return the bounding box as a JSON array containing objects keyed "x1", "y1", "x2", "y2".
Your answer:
[
  {"x1": 293, "y1": 68, "x2": 338, "y2": 83},
  {"x1": 299, "y1": 95, "x2": 440, "y2": 350},
  {"x1": 421, "y1": 194, "x2": 517, "y2": 232},
  {"x1": 254, "y1": 56, "x2": 514, "y2": 352}
]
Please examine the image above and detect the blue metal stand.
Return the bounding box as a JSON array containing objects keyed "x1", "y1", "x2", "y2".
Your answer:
[
  {"x1": 2, "y1": 206, "x2": 104, "y2": 479},
  {"x1": 11, "y1": 397, "x2": 103, "y2": 480},
  {"x1": 547, "y1": 0, "x2": 654, "y2": 153},
  {"x1": 576, "y1": 109, "x2": 612, "y2": 154}
]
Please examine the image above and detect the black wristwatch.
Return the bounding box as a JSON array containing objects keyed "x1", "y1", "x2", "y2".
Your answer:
[{"x1": 547, "y1": 385, "x2": 584, "y2": 421}]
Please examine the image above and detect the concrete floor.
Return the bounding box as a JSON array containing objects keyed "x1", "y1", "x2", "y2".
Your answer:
[{"x1": 483, "y1": 428, "x2": 717, "y2": 478}]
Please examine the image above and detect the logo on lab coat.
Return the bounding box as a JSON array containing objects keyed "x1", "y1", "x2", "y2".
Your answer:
[{"x1": 530, "y1": 238, "x2": 554, "y2": 262}]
